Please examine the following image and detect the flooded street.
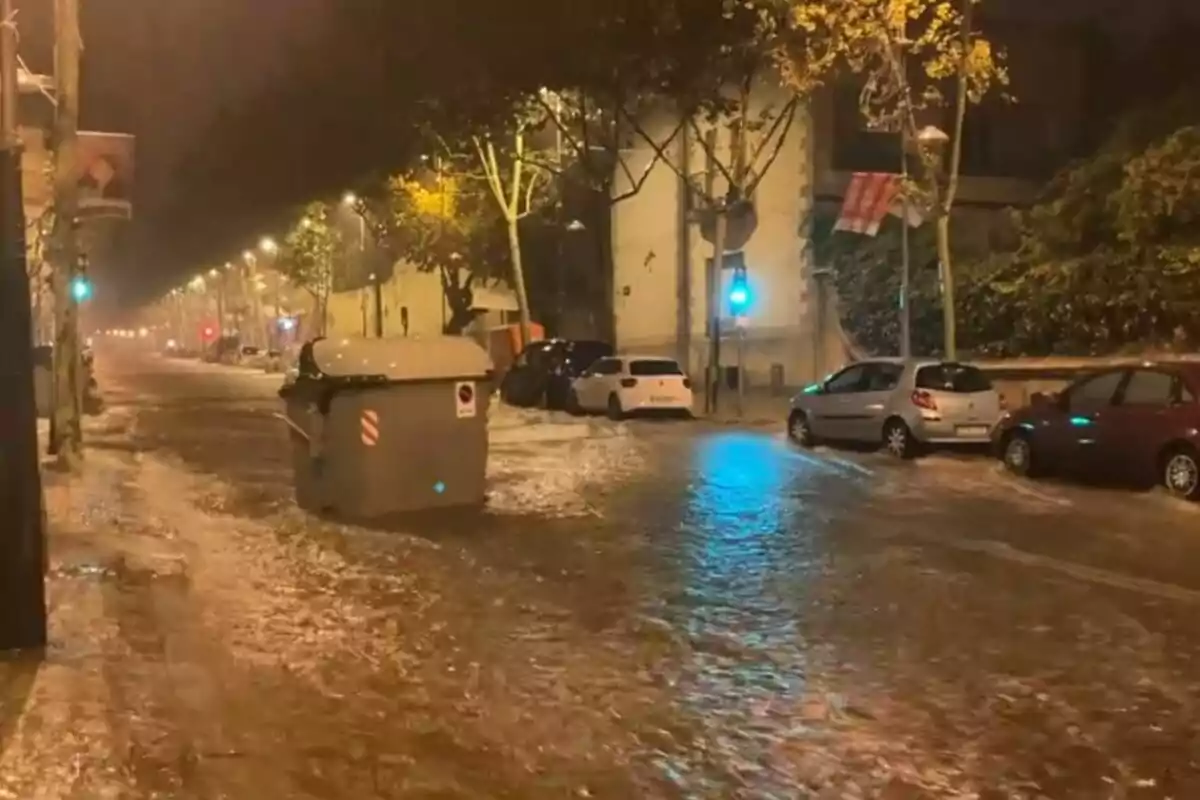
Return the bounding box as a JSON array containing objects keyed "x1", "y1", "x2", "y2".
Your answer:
[{"x1": 5, "y1": 351, "x2": 1200, "y2": 798}]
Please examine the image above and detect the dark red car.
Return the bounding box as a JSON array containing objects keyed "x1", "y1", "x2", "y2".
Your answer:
[{"x1": 993, "y1": 362, "x2": 1200, "y2": 500}]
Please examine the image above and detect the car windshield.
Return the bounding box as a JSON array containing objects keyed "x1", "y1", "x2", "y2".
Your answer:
[
  {"x1": 629, "y1": 359, "x2": 683, "y2": 376},
  {"x1": 915, "y1": 363, "x2": 992, "y2": 393}
]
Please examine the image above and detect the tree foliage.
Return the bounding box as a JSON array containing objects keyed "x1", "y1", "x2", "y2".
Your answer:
[
  {"x1": 379, "y1": 163, "x2": 508, "y2": 333},
  {"x1": 280, "y1": 201, "x2": 342, "y2": 336},
  {"x1": 974, "y1": 96, "x2": 1200, "y2": 355},
  {"x1": 783, "y1": 0, "x2": 1006, "y2": 358},
  {"x1": 830, "y1": 91, "x2": 1200, "y2": 357}
]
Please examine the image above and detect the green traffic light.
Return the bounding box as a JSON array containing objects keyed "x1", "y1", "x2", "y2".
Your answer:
[{"x1": 70, "y1": 277, "x2": 92, "y2": 302}]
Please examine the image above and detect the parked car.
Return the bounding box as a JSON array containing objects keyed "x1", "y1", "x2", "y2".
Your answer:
[
  {"x1": 567, "y1": 355, "x2": 692, "y2": 419},
  {"x1": 788, "y1": 358, "x2": 1003, "y2": 458},
  {"x1": 500, "y1": 339, "x2": 613, "y2": 409},
  {"x1": 994, "y1": 363, "x2": 1200, "y2": 500}
]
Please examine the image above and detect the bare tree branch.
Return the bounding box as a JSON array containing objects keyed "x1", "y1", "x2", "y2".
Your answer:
[
  {"x1": 516, "y1": 153, "x2": 568, "y2": 177},
  {"x1": 621, "y1": 106, "x2": 709, "y2": 208},
  {"x1": 507, "y1": 134, "x2": 524, "y2": 215},
  {"x1": 518, "y1": 169, "x2": 541, "y2": 219},
  {"x1": 611, "y1": 116, "x2": 688, "y2": 204},
  {"x1": 475, "y1": 137, "x2": 509, "y2": 216},
  {"x1": 744, "y1": 98, "x2": 799, "y2": 197},
  {"x1": 687, "y1": 116, "x2": 738, "y2": 192}
]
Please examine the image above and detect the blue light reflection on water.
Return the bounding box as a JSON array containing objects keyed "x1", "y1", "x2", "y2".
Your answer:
[{"x1": 652, "y1": 432, "x2": 832, "y2": 793}]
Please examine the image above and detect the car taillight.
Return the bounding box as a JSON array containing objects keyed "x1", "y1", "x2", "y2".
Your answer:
[
  {"x1": 911, "y1": 389, "x2": 937, "y2": 411},
  {"x1": 683, "y1": 378, "x2": 691, "y2": 389},
  {"x1": 620, "y1": 378, "x2": 637, "y2": 388}
]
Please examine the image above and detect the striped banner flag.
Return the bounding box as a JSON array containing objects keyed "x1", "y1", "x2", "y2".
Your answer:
[
  {"x1": 833, "y1": 172, "x2": 899, "y2": 236},
  {"x1": 833, "y1": 172, "x2": 925, "y2": 236}
]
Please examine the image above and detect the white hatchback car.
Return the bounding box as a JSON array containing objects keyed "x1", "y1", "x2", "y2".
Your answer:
[{"x1": 567, "y1": 355, "x2": 693, "y2": 419}]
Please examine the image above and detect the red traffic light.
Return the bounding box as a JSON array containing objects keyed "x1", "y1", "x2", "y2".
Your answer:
[{"x1": 201, "y1": 325, "x2": 216, "y2": 340}]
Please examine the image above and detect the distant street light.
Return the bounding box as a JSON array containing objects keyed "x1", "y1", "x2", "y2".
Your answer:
[
  {"x1": 260, "y1": 236, "x2": 278, "y2": 253},
  {"x1": 342, "y1": 191, "x2": 357, "y2": 207}
]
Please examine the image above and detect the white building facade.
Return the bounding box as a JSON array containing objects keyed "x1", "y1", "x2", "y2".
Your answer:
[
  {"x1": 325, "y1": 262, "x2": 516, "y2": 340},
  {"x1": 611, "y1": 82, "x2": 827, "y2": 390}
]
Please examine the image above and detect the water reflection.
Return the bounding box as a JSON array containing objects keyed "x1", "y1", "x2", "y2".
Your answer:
[{"x1": 655, "y1": 432, "x2": 835, "y2": 792}]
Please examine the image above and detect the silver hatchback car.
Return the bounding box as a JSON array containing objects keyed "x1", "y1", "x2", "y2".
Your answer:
[{"x1": 787, "y1": 359, "x2": 1003, "y2": 458}]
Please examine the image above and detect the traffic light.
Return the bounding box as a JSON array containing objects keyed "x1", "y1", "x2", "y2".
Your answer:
[
  {"x1": 69, "y1": 275, "x2": 92, "y2": 302},
  {"x1": 728, "y1": 265, "x2": 750, "y2": 316},
  {"x1": 201, "y1": 325, "x2": 216, "y2": 341}
]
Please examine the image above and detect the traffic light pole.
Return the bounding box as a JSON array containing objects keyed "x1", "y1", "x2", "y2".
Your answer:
[
  {"x1": 705, "y1": 209, "x2": 727, "y2": 415},
  {"x1": 0, "y1": 0, "x2": 49, "y2": 652}
]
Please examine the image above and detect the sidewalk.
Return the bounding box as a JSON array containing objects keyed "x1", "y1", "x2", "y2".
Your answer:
[
  {"x1": 693, "y1": 389, "x2": 792, "y2": 428},
  {"x1": 6, "y1": 413, "x2": 424, "y2": 797}
]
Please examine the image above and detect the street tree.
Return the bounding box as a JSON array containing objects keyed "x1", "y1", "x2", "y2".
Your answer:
[
  {"x1": 974, "y1": 93, "x2": 1200, "y2": 354},
  {"x1": 280, "y1": 201, "x2": 341, "y2": 338},
  {"x1": 783, "y1": 0, "x2": 1007, "y2": 358},
  {"x1": 423, "y1": 104, "x2": 556, "y2": 349},
  {"x1": 599, "y1": 0, "x2": 808, "y2": 408},
  {"x1": 378, "y1": 161, "x2": 508, "y2": 334}
]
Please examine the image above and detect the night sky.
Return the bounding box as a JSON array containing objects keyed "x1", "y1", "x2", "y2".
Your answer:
[{"x1": 14, "y1": 0, "x2": 1200, "y2": 311}]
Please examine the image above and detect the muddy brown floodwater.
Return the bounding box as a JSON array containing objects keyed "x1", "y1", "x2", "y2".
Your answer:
[{"x1": 3, "y1": 350, "x2": 1197, "y2": 799}]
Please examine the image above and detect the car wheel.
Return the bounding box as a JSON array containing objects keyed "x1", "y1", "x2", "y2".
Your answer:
[
  {"x1": 882, "y1": 418, "x2": 917, "y2": 460},
  {"x1": 1162, "y1": 445, "x2": 1200, "y2": 501},
  {"x1": 787, "y1": 410, "x2": 816, "y2": 447},
  {"x1": 1002, "y1": 431, "x2": 1037, "y2": 477},
  {"x1": 606, "y1": 393, "x2": 625, "y2": 421}
]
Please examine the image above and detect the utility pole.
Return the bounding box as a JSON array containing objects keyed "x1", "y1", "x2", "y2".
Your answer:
[
  {"x1": 897, "y1": 7, "x2": 912, "y2": 359},
  {"x1": 0, "y1": 0, "x2": 49, "y2": 651},
  {"x1": 49, "y1": 0, "x2": 82, "y2": 468},
  {"x1": 899, "y1": 129, "x2": 912, "y2": 359}
]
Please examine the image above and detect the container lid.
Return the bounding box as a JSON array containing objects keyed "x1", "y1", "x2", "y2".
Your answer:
[{"x1": 310, "y1": 335, "x2": 492, "y2": 382}]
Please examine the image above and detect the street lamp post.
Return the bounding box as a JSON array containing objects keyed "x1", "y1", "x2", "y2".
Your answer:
[
  {"x1": 240, "y1": 250, "x2": 266, "y2": 349},
  {"x1": 208, "y1": 267, "x2": 224, "y2": 339},
  {"x1": 343, "y1": 192, "x2": 382, "y2": 338},
  {"x1": 257, "y1": 237, "x2": 280, "y2": 347}
]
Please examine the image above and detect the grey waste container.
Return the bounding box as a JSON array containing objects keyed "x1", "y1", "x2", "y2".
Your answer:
[{"x1": 278, "y1": 335, "x2": 493, "y2": 520}]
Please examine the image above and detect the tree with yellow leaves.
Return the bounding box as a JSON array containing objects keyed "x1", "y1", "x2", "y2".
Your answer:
[
  {"x1": 380, "y1": 159, "x2": 508, "y2": 334},
  {"x1": 784, "y1": 0, "x2": 1007, "y2": 358}
]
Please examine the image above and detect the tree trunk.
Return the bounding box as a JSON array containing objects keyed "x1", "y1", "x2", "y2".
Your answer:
[
  {"x1": 49, "y1": 0, "x2": 82, "y2": 469},
  {"x1": 440, "y1": 265, "x2": 477, "y2": 335},
  {"x1": 936, "y1": 214, "x2": 956, "y2": 360},
  {"x1": 937, "y1": 0, "x2": 973, "y2": 362},
  {"x1": 506, "y1": 218, "x2": 533, "y2": 348}
]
